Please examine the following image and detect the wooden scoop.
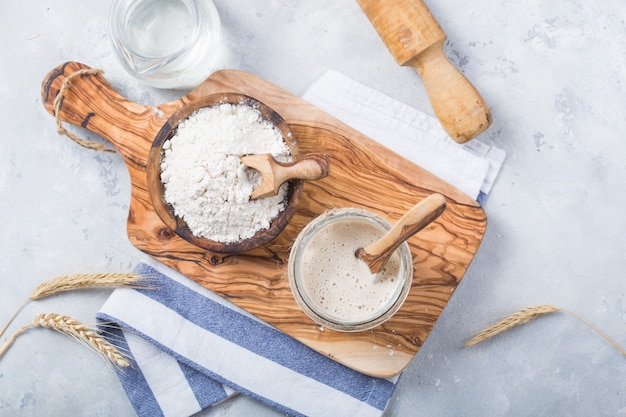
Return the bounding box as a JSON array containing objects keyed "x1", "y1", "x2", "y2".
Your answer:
[
  {"x1": 356, "y1": 193, "x2": 447, "y2": 274},
  {"x1": 242, "y1": 153, "x2": 330, "y2": 200},
  {"x1": 356, "y1": 0, "x2": 491, "y2": 143}
]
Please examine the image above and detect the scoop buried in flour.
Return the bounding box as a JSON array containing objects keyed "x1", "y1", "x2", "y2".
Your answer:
[
  {"x1": 159, "y1": 103, "x2": 291, "y2": 243},
  {"x1": 241, "y1": 152, "x2": 330, "y2": 200}
]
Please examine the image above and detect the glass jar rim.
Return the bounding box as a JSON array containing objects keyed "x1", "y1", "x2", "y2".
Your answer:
[
  {"x1": 108, "y1": 0, "x2": 203, "y2": 73},
  {"x1": 288, "y1": 208, "x2": 413, "y2": 332}
]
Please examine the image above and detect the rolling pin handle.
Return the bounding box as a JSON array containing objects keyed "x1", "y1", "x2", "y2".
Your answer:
[{"x1": 409, "y1": 41, "x2": 492, "y2": 143}]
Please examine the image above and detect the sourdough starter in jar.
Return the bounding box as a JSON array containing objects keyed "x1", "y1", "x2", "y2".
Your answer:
[{"x1": 289, "y1": 208, "x2": 413, "y2": 332}]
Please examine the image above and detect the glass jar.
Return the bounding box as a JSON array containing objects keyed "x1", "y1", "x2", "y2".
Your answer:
[
  {"x1": 109, "y1": 0, "x2": 222, "y2": 89},
  {"x1": 288, "y1": 208, "x2": 413, "y2": 332}
]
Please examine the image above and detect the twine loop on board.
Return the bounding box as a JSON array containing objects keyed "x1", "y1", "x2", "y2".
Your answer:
[{"x1": 52, "y1": 68, "x2": 116, "y2": 153}]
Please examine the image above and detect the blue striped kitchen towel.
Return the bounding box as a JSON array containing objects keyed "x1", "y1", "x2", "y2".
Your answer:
[{"x1": 97, "y1": 261, "x2": 400, "y2": 417}]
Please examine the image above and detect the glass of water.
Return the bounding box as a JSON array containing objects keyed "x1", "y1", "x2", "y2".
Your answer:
[{"x1": 109, "y1": 0, "x2": 222, "y2": 89}]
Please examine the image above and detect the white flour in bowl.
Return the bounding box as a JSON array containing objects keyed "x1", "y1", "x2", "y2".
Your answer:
[{"x1": 160, "y1": 102, "x2": 291, "y2": 243}]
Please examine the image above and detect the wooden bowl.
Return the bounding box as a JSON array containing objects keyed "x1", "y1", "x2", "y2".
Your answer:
[{"x1": 146, "y1": 92, "x2": 303, "y2": 253}]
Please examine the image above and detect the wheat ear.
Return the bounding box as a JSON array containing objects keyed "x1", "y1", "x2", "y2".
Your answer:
[
  {"x1": 29, "y1": 273, "x2": 145, "y2": 300},
  {"x1": 0, "y1": 273, "x2": 144, "y2": 338},
  {"x1": 465, "y1": 305, "x2": 626, "y2": 356},
  {"x1": 0, "y1": 313, "x2": 130, "y2": 367},
  {"x1": 465, "y1": 305, "x2": 560, "y2": 348}
]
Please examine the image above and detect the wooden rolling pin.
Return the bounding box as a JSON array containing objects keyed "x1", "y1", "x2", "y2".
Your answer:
[{"x1": 357, "y1": 0, "x2": 492, "y2": 143}]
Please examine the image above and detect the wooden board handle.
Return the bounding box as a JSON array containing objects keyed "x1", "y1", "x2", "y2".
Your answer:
[{"x1": 40, "y1": 62, "x2": 178, "y2": 164}]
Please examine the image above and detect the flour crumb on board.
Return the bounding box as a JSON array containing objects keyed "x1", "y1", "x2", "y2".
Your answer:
[{"x1": 160, "y1": 103, "x2": 291, "y2": 243}]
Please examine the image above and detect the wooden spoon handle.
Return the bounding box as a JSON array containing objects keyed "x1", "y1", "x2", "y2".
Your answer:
[
  {"x1": 244, "y1": 152, "x2": 330, "y2": 199},
  {"x1": 357, "y1": 193, "x2": 447, "y2": 273},
  {"x1": 274, "y1": 153, "x2": 330, "y2": 184},
  {"x1": 409, "y1": 41, "x2": 491, "y2": 143}
]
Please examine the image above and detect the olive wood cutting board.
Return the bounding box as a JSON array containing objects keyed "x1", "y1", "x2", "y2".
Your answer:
[{"x1": 41, "y1": 61, "x2": 487, "y2": 378}]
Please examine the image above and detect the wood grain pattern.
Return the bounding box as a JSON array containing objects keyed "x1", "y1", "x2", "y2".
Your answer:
[{"x1": 41, "y1": 61, "x2": 487, "y2": 378}]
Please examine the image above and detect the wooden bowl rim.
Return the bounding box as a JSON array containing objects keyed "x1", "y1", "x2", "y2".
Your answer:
[{"x1": 146, "y1": 92, "x2": 303, "y2": 254}]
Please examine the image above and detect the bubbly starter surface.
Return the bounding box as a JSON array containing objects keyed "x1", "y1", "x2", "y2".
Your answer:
[{"x1": 297, "y1": 218, "x2": 402, "y2": 323}]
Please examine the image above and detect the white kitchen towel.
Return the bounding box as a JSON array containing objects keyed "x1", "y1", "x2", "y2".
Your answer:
[
  {"x1": 96, "y1": 72, "x2": 505, "y2": 417},
  {"x1": 97, "y1": 261, "x2": 400, "y2": 417},
  {"x1": 303, "y1": 70, "x2": 505, "y2": 204}
]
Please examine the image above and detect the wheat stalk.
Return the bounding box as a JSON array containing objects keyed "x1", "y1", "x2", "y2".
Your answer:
[
  {"x1": 29, "y1": 273, "x2": 145, "y2": 300},
  {"x1": 558, "y1": 307, "x2": 626, "y2": 356},
  {"x1": 0, "y1": 272, "x2": 145, "y2": 338},
  {"x1": 465, "y1": 304, "x2": 626, "y2": 356},
  {"x1": 0, "y1": 313, "x2": 130, "y2": 367},
  {"x1": 465, "y1": 305, "x2": 560, "y2": 348}
]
